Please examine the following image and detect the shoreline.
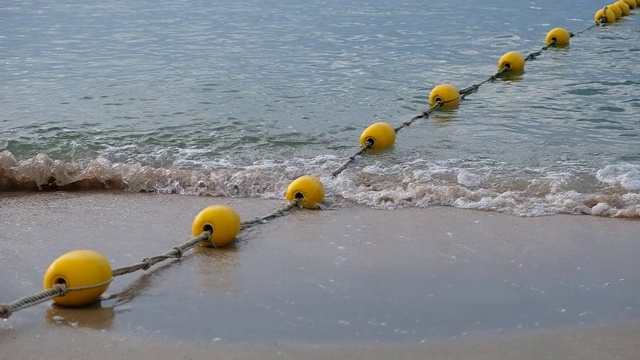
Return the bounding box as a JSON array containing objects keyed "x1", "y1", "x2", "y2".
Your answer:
[{"x1": 1, "y1": 191, "x2": 639, "y2": 359}]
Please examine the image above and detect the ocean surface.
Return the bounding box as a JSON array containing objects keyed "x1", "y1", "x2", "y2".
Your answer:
[{"x1": 1, "y1": 0, "x2": 639, "y2": 217}]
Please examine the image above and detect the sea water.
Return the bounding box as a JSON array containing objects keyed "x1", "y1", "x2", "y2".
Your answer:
[{"x1": 1, "y1": 0, "x2": 639, "y2": 217}]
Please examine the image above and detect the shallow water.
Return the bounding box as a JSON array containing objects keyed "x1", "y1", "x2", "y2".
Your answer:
[{"x1": 1, "y1": 0, "x2": 639, "y2": 217}]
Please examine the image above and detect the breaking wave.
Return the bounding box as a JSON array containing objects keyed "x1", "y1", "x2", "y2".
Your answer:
[{"x1": 1, "y1": 150, "x2": 638, "y2": 218}]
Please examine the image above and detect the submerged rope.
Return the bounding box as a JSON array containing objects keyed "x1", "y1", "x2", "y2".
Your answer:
[
  {"x1": 524, "y1": 40, "x2": 557, "y2": 62},
  {"x1": 571, "y1": 21, "x2": 602, "y2": 37},
  {"x1": 331, "y1": 143, "x2": 372, "y2": 177},
  {"x1": 459, "y1": 68, "x2": 509, "y2": 99},
  {"x1": 394, "y1": 101, "x2": 443, "y2": 133}
]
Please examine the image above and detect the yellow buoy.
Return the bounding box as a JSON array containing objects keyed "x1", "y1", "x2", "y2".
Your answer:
[
  {"x1": 616, "y1": 1, "x2": 631, "y2": 15},
  {"x1": 192, "y1": 205, "x2": 241, "y2": 247},
  {"x1": 595, "y1": 7, "x2": 616, "y2": 23},
  {"x1": 43, "y1": 250, "x2": 112, "y2": 307},
  {"x1": 285, "y1": 175, "x2": 324, "y2": 209},
  {"x1": 545, "y1": 28, "x2": 571, "y2": 47},
  {"x1": 498, "y1": 51, "x2": 525, "y2": 72},
  {"x1": 621, "y1": 0, "x2": 636, "y2": 9},
  {"x1": 359, "y1": 122, "x2": 396, "y2": 150},
  {"x1": 608, "y1": 3, "x2": 623, "y2": 19},
  {"x1": 428, "y1": 84, "x2": 460, "y2": 108}
]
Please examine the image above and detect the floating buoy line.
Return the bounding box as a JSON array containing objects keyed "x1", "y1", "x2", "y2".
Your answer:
[{"x1": 0, "y1": 3, "x2": 637, "y2": 319}]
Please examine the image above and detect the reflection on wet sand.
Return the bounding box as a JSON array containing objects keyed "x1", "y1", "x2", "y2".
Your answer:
[
  {"x1": 46, "y1": 302, "x2": 115, "y2": 330},
  {"x1": 192, "y1": 245, "x2": 240, "y2": 294}
]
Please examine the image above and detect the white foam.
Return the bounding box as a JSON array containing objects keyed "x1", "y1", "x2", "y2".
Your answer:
[
  {"x1": 2, "y1": 151, "x2": 639, "y2": 218},
  {"x1": 0, "y1": 151, "x2": 18, "y2": 168},
  {"x1": 456, "y1": 169, "x2": 482, "y2": 187},
  {"x1": 590, "y1": 202, "x2": 613, "y2": 216},
  {"x1": 596, "y1": 164, "x2": 640, "y2": 191}
]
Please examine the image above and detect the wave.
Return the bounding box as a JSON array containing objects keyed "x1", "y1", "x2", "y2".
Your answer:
[{"x1": 1, "y1": 150, "x2": 639, "y2": 218}]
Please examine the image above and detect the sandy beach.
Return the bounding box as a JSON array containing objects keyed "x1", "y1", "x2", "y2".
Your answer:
[{"x1": 1, "y1": 191, "x2": 639, "y2": 359}]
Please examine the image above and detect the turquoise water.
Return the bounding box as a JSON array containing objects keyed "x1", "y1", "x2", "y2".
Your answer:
[{"x1": 1, "y1": 0, "x2": 639, "y2": 216}]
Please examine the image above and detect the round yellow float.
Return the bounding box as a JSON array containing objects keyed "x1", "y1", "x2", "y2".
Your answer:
[
  {"x1": 498, "y1": 51, "x2": 525, "y2": 72},
  {"x1": 545, "y1": 28, "x2": 571, "y2": 46},
  {"x1": 43, "y1": 250, "x2": 112, "y2": 307},
  {"x1": 621, "y1": 0, "x2": 636, "y2": 9},
  {"x1": 616, "y1": 1, "x2": 630, "y2": 15},
  {"x1": 428, "y1": 84, "x2": 460, "y2": 108},
  {"x1": 595, "y1": 7, "x2": 616, "y2": 23},
  {"x1": 608, "y1": 3, "x2": 623, "y2": 20},
  {"x1": 192, "y1": 205, "x2": 241, "y2": 247},
  {"x1": 285, "y1": 175, "x2": 324, "y2": 209},
  {"x1": 359, "y1": 122, "x2": 396, "y2": 150}
]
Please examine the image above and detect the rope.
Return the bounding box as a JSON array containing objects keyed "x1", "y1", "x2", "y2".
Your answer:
[
  {"x1": 524, "y1": 39, "x2": 557, "y2": 62},
  {"x1": 394, "y1": 101, "x2": 442, "y2": 133},
  {"x1": 459, "y1": 68, "x2": 508, "y2": 99},
  {"x1": 112, "y1": 231, "x2": 211, "y2": 277},
  {"x1": 331, "y1": 142, "x2": 372, "y2": 177},
  {"x1": 240, "y1": 199, "x2": 301, "y2": 230},
  {"x1": 571, "y1": 22, "x2": 601, "y2": 37},
  {"x1": 0, "y1": 284, "x2": 67, "y2": 319}
]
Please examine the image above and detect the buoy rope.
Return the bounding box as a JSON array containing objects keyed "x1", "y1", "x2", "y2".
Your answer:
[
  {"x1": 571, "y1": 20, "x2": 603, "y2": 37},
  {"x1": 111, "y1": 231, "x2": 212, "y2": 277},
  {"x1": 459, "y1": 68, "x2": 509, "y2": 99},
  {"x1": 394, "y1": 101, "x2": 443, "y2": 133},
  {"x1": 524, "y1": 41, "x2": 556, "y2": 62},
  {"x1": 331, "y1": 142, "x2": 372, "y2": 177},
  {"x1": 240, "y1": 199, "x2": 302, "y2": 230},
  {"x1": 0, "y1": 284, "x2": 67, "y2": 319}
]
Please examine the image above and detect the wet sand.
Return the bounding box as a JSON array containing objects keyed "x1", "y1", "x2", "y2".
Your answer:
[{"x1": 1, "y1": 192, "x2": 639, "y2": 359}]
